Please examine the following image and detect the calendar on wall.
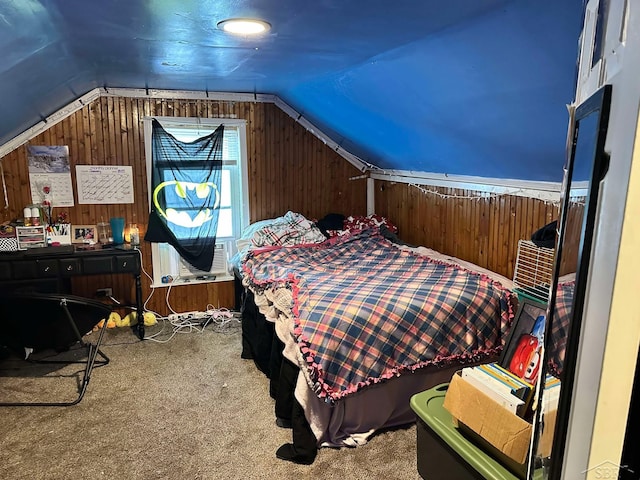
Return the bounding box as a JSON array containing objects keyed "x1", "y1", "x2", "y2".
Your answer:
[{"x1": 76, "y1": 165, "x2": 135, "y2": 204}]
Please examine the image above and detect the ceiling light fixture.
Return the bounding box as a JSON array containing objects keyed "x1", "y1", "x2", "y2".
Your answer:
[{"x1": 217, "y1": 18, "x2": 271, "y2": 36}]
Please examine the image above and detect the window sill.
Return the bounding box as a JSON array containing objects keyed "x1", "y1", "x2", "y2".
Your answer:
[{"x1": 151, "y1": 274, "x2": 234, "y2": 289}]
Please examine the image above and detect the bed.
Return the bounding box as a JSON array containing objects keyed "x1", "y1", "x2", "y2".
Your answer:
[{"x1": 235, "y1": 212, "x2": 516, "y2": 462}]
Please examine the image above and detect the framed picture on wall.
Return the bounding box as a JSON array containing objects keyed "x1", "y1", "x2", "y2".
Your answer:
[{"x1": 72, "y1": 224, "x2": 97, "y2": 243}]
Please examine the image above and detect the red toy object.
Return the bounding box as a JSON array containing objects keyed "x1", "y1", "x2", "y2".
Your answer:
[{"x1": 509, "y1": 334, "x2": 541, "y2": 383}]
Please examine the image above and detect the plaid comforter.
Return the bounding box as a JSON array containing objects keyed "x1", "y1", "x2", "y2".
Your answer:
[
  {"x1": 244, "y1": 230, "x2": 515, "y2": 403},
  {"x1": 548, "y1": 281, "x2": 574, "y2": 378}
]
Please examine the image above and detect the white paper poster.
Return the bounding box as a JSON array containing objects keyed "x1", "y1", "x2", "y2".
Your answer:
[
  {"x1": 76, "y1": 165, "x2": 135, "y2": 204},
  {"x1": 27, "y1": 145, "x2": 75, "y2": 207}
]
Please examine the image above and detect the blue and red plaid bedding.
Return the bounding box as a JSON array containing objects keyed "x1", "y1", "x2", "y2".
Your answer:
[
  {"x1": 244, "y1": 230, "x2": 515, "y2": 403},
  {"x1": 548, "y1": 281, "x2": 574, "y2": 378}
]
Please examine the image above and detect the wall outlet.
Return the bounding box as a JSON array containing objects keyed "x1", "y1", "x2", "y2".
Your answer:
[{"x1": 96, "y1": 288, "x2": 113, "y2": 298}]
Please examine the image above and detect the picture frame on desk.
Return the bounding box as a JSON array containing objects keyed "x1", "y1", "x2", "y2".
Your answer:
[
  {"x1": 72, "y1": 224, "x2": 97, "y2": 243},
  {"x1": 499, "y1": 298, "x2": 548, "y2": 384}
]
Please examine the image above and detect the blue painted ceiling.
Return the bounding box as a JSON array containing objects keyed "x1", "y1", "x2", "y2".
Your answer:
[{"x1": 0, "y1": 0, "x2": 583, "y2": 182}]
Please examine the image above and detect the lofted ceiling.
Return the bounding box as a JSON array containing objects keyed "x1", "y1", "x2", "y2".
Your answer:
[{"x1": 0, "y1": 0, "x2": 583, "y2": 182}]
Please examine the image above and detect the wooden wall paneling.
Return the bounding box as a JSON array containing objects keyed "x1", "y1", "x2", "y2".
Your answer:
[
  {"x1": 472, "y1": 193, "x2": 480, "y2": 262},
  {"x1": 118, "y1": 97, "x2": 130, "y2": 221},
  {"x1": 512, "y1": 196, "x2": 524, "y2": 279},
  {"x1": 263, "y1": 102, "x2": 273, "y2": 218},
  {"x1": 373, "y1": 180, "x2": 570, "y2": 279},
  {"x1": 278, "y1": 106, "x2": 284, "y2": 217},
  {"x1": 297, "y1": 115, "x2": 306, "y2": 215},
  {"x1": 66, "y1": 111, "x2": 81, "y2": 221},
  {"x1": 510, "y1": 196, "x2": 523, "y2": 279},
  {"x1": 448, "y1": 190, "x2": 457, "y2": 257},
  {"x1": 445, "y1": 189, "x2": 454, "y2": 255},
  {"x1": 509, "y1": 195, "x2": 520, "y2": 264},
  {"x1": 478, "y1": 198, "x2": 489, "y2": 268},
  {"x1": 247, "y1": 102, "x2": 258, "y2": 223},
  {"x1": 107, "y1": 97, "x2": 118, "y2": 168},
  {"x1": 290, "y1": 112, "x2": 299, "y2": 215},
  {"x1": 5, "y1": 150, "x2": 18, "y2": 222},
  {"x1": 502, "y1": 195, "x2": 513, "y2": 277},
  {"x1": 252, "y1": 101, "x2": 262, "y2": 222},
  {"x1": 435, "y1": 187, "x2": 445, "y2": 252},
  {"x1": 262, "y1": 103, "x2": 273, "y2": 219},
  {"x1": 256, "y1": 102, "x2": 267, "y2": 222},
  {"x1": 276, "y1": 102, "x2": 285, "y2": 216},
  {"x1": 431, "y1": 188, "x2": 441, "y2": 253},
  {"x1": 132, "y1": 99, "x2": 144, "y2": 224},
  {"x1": 421, "y1": 187, "x2": 429, "y2": 241},
  {"x1": 301, "y1": 120, "x2": 311, "y2": 218},
  {"x1": 279, "y1": 105, "x2": 289, "y2": 216},
  {"x1": 469, "y1": 192, "x2": 477, "y2": 262},
  {"x1": 130, "y1": 99, "x2": 143, "y2": 228},
  {"x1": 1, "y1": 95, "x2": 373, "y2": 316},
  {"x1": 81, "y1": 104, "x2": 97, "y2": 226},
  {"x1": 280, "y1": 107, "x2": 290, "y2": 216},
  {"x1": 406, "y1": 184, "x2": 416, "y2": 244},
  {"x1": 458, "y1": 191, "x2": 469, "y2": 260},
  {"x1": 422, "y1": 188, "x2": 431, "y2": 249}
]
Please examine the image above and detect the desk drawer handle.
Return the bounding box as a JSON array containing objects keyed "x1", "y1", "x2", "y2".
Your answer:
[
  {"x1": 122, "y1": 261, "x2": 127, "y2": 267},
  {"x1": 67, "y1": 265, "x2": 73, "y2": 271},
  {"x1": 44, "y1": 266, "x2": 50, "y2": 272}
]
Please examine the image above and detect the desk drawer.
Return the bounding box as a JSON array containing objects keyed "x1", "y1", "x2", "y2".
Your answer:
[
  {"x1": 0, "y1": 261, "x2": 11, "y2": 280},
  {"x1": 60, "y1": 258, "x2": 82, "y2": 276},
  {"x1": 115, "y1": 254, "x2": 138, "y2": 273},
  {"x1": 83, "y1": 256, "x2": 114, "y2": 274},
  {"x1": 12, "y1": 260, "x2": 38, "y2": 279},
  {"x1": 38, "y1": 259, "x2": 59, "y2": 277}
]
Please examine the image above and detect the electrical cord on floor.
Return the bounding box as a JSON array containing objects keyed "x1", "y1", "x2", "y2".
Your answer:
[
  {"x1": 200, "y1": 304, "x2": 241, "y2": 331},
  {"x1": 137, "y1": 247, "x2": 168, "y2": 320},
  {"x1": 133, "y1": 247, "x2": 241, "y2": 342},
  {"x1": 143, "y1": 316, "x2": 206, "y2": 343}
]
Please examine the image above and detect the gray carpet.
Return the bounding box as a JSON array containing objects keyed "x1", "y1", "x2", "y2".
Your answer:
[{"x1": 0, "y1": 319, "x2": 422, "y2": 480}]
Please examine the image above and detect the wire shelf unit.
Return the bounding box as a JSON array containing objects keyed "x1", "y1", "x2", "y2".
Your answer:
[{"x1": 512, "y1": 240, "x2": 555, "y2": 304}]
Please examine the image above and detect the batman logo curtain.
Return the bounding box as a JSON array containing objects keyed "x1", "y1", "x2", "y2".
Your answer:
[{"x1": 144, "y1": 119, "x2": 224, "y2": 272}]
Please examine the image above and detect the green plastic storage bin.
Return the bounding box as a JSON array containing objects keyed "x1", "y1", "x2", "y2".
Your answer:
[{"x1": 411, "y1": 383, "x2": 533, "y2": 480}]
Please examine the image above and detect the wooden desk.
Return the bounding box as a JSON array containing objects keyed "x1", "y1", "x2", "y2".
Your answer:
[{"x1": 0, "y1": 245, "x2": 145, "y2": 340}]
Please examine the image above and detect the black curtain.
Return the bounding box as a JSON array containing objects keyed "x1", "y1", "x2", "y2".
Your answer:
[{"x1": 144, "y1": 119, "x2": 224, "y2": 272}]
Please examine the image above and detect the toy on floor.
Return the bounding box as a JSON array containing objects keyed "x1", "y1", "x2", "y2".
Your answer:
[
  {"x1": 93, "y1": 311, "x2": 157, "y2": 331},
  {"x1": 93, "y1": 311, "x2": 121, "y2": 331},
  {"x1": 123, "y1": 311, "x2": 157, "y2": 327}
]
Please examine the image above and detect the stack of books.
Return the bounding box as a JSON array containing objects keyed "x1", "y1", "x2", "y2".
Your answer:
[
  {"x1": 541, "y1": 374, "x2": 561, "y2": 414},
  {"x1": 461, "y1": 362, "x2": 534, "y2": 417}
]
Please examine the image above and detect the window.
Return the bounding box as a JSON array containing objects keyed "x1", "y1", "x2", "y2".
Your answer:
[{"x1": 144, "y1": 117, "x2": 249, "y2": 286}]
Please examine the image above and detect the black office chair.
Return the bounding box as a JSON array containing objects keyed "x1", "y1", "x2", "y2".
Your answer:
[{"x1": 0, "y1": 293, "x2": 112, "y2": 406}]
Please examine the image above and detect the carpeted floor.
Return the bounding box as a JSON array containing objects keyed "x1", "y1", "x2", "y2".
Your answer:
[{"x1": 0, "y1": 319, "x2": 423, "y2": 480}]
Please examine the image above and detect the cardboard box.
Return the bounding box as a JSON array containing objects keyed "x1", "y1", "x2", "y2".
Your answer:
[
  {"x1": 537, "y1": 408, "x2": 557, "y2": 458},
  {"x1": 443, "y1": 372, "x2": 532, "y2": 478}
]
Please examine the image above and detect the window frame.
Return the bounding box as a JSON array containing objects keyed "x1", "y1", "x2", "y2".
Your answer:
[{"x1": 144, "y1": 116, "x2": 250, "y2": 287}]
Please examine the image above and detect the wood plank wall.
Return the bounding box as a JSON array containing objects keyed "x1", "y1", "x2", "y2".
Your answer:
[
  {"x1": 0, "y1": 96, "x2": 367, "y2": 315},
  {"x1": 1, "y1": 93, "x2": 575, "y2": 317},
  {"x1": 374, "y1": 182, "x2": 561, "y2": 280}
]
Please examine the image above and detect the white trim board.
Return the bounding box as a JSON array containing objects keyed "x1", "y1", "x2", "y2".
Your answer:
[
  {"x1": 273, "y1": 97, "x2": 369, "y2": 172},
  {"x1": 0, "y1": 87, "x2": 367, "y2": 173},
  {"x1": 370, "y1": 169, "x2": 588, "y2": 202},
  {"x1": 0, "y1": 88, "x2": 101, "y2": 159}
]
